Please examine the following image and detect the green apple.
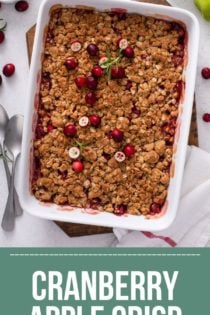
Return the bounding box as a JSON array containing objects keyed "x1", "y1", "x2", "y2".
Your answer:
[{"x1": 195, "y1": 0, "x2": 210, "y2": 21}]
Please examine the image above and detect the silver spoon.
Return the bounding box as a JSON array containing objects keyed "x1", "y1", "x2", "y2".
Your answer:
[
  {"x1": 1, "y1": 115, "x2": 24, "y2": 231},
  {"x1": 0, "y1": 105, "x2": 23, "y2": 218}
]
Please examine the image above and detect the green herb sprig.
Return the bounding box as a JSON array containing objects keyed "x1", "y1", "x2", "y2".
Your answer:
[{"x1": 100, "y1": 48, "x2": 124, "y2": 80}]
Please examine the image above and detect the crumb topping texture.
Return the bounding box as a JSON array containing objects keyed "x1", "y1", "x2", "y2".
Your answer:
[{"x1": 32, "y1": 8, "x2": 186, "y2": 216}]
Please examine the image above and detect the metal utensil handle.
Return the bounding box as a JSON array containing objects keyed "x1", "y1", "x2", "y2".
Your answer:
[
  {"x1": 1, "y1": 146, "x2": 23, "y2": 217},
  {"x1": 1, "y1": 157, "x2": 17, "y2": 231}
]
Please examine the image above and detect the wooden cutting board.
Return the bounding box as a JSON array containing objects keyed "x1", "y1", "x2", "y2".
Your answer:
[{"x1": 26, "y1": 0, "x2": 198, "y2": 237}]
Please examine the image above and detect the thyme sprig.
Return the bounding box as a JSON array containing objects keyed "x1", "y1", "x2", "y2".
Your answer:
[
  {"x1": 74, "y1": 141, "x2": 87, "y2": 152},
  {"x1": 100, "y1": 48, "x2": 124, "y2": 80}
]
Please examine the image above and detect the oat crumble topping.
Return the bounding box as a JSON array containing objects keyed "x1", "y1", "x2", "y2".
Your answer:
[{"x1": 32, "y1": 8, "x2": 186, "y2": 216}]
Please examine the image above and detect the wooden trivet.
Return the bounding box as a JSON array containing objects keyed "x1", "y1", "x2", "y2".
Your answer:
[{"x1": 26, "y1": 0, "x2": 198, "y2": 237}]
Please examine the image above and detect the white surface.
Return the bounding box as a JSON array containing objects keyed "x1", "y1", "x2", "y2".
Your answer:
[
  {"x1": 20, "y1": 0, "x2": 199, "y2": 231},
  {"x1": 0, "y1": 0, "x2": 210, "y2": 247}
]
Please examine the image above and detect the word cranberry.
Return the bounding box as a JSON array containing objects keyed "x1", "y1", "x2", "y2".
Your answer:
[
  {"x1": 111, "y1": 66, "x2": 125, "y2": 79},
  {"x1": 110, "y1": 128, "x2": 124, "y2": 142},
  {"x1": 69, "y1": 147, "x2": 80, "y2": 159},
  {"x1": 89, "y1": 114, "x2": 101, "y2": 127},
  {"x1": 15, "y1": 1, "x2": 29, "y2": 12},
  {"x1": 86, "y1": 75, "x2": 98, "y2": 90},
  {"x1": 114, "y1": 204, "x2": 127, "y2": 215},
  {"x1": 123, "y1": 144, "x2": 136, "y2": 157},
  {"x1": 71, "y1": 41, "x2": 82, "y2": 52},
  {"x1": 114, "y1": 151, "x2": 126, "y2": 163},
  {"x1": 92, "y1": 66, "x2": 103, "y2": 78},
  {"x1": 75, "y1": 76, "x2": 87, "y2": 89},
  {"x1": 0, "y1": 31, "x2": 5, "y2": 44},
  {"x1": 150, "y1": 202, "x2": 161, "y2": 214},
  {"x1": 202, "y1": 113, "x2": 210, "y2": 122},
  {"x1": 201, "y1": 67, "x2": 210, "y2": 79},
  {"x1": 72, "y1": 160, "x2": 84, "y2": 173},
  {"x1": 64, "y1": 58, "x2": 78, "y2": 70},
  {"x1": 87, "y1": 43, "x2": 99, "y2": 56},
  {"x1": 125, "y1": 80, "x2": 132, "y2": 90},
  {"x1": 64, "y1": 123, "x2": 77, "y2": 137},
  {"x1": 85, "y1": 91, "x2": 97, "y2": 105},
  {"x1": 79, "y1": 116, "x2": 89, "y2": 127},
  {"x1": 123, "y1": 46, "x2": 134, "y2": 58},
  {"x1": 3, "y1": 63, "x2": 15, "y2": 77}
]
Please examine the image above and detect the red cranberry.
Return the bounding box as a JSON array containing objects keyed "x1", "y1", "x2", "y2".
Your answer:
[
  {"x1": 111, "y1": 66, "x2": 125, "y2": 79},
  {"x1": 125, "y1": 80, "x2": 132, "y2": 90},
  {"x1": 201, "y1": 68, "x2": 210, "y2": 79},
  {"x1": 123, "y1": 46, "x2": 134, "y2": 58},
  {"x1": 202, "y1": 113, "x2": 210, "y2": 122},
  {"x1": 89, "y1": 114, "x2": 101, "y2": 127},
  {"x1": 64, "y1": 123, "x2": 77, "y2": 137},
  {"x1": 15, "y1": 1, "x2": 29, "y2": 12},
  {"x1": 87, "y1": 43, "x2": 99, "y2": 56},
  {"x1": 36, "y1": 125, "x2": 46, "y2": 139},
  {"x1": 85, "y1": 91, "x2": 97, "y2": 105},
  {"x1": 0, "y1": 75, "x2": 2, "y2": 86},
  {"x1": 110, "y1": 128, "x2": 124, "y2": 142},
  {"x1": 123, "y1": 144, "x2": 136, "y2": 157},
  {"x1": 92, "y1": 66, "x2": 103, "y2": 78},
  {"x1": 3, "y1": 63, "x2": 15, "y2": 77},
  {"x1": 64, "y1": 58, "x2": 78, "y2": 70},
  {"x1": 72, "y1": 160, "x2": 84, "y2": 173},
  {"x1": 114, "y1": 204, "x2": 127, "y2": 216},
  {"x1": 0, "y1": 31, "x2": 5, "y2": 44},
  {"x1": 175, "y1": 80, "x2": 184, "y2": 100},
  {"x1": 75, "y1": 76, "x2": 87, "y2": 89},
  {"x1": 47, "y1": 124, "x2": 54, "y2": 133},
  {"x1": 86, "y1": 75, "x2": 98, "y2": 90},
  {"x1": 150, "y1": 202, "x2": 161, "y2": 214}
]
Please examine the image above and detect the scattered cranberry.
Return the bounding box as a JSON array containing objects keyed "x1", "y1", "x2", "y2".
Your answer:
[
  {"x1": 123, "y1": 144, "x2": 136, "y2": 157},
  {"x1": 86, "y1": 75, "x2": 98, "y2": 90},
  {"x1": 150, "y1": 202, "x2": 161, "y2": 215},
  {"x1": 85, "y1": 91, "x2": 97, "y2": 105},
  {"x1": 202, "y1": 113, "x2": 210, "y2": 122},
  {"x1": 15, "y1": 1, "x2": 29, "y2": 12},
  {"x1": 75, "y1": 76, "x2": 87, "y2": 89},
  {"x1": 111, "y1": 66, "x2": 125, "y2": 79},
  {"x1": 92, "y1": 66, "x2": 103, "y2": 78},
  {"x1": 0, "y1": 31, "x2": 5, "y2": 44},
  {"x1": 3, "y1": 63, "x2": 15, "y2": 77},
  {"x1": 118, "y1": 38, "x2": 128, "y2": 49},
  {"x1": 110, "y1": 128, "x2": 124, "y2": 142},
  {"x1": 114, "y1": 204, "x2": 127, "y2": 216},
  {"x1": 201, "y1": 68, "x2": 210, "y2": 79},
  {"x1": 89, "y1": 114, "x2": 101, "y2": 127},
  {"x1": 63, "y1": 123, "x2": 77, "y2": 137},
  {"x1": 64, "y1": 58, "x2": 78, "y2": 70},
  {"x1": 0, "y1": 75, "x2": 2, "y2": 86},
  {"x1": 123, "y1": 46, "x2": 134, "y2": 58},
  {"x1": 72, "y1": 160, "x2": 84, "y2": 173},
  {"x1": 47, "y1": 124, "x2": 54, "y2": 133},
  {"x1": 70, "y1": 41, "x2": 81, "y2": 52},
  {"x1": 87, "y1": 43, "x2": 99, "y2": 56},
  {"x1": 125, "y1": 80, "x2": 132, "y2": 90}
]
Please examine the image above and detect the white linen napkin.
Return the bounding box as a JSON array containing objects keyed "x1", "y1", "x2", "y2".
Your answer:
[{"x1": 113, "y1": 146, "x2": 210, "y2": 247}]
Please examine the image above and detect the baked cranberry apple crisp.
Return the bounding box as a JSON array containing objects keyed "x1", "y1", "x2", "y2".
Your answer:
[{"x1": 32, "y1": 7, "x2": 186, "y2": 216}]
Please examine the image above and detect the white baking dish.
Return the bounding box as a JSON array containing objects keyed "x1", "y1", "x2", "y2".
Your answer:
[{"x1": 19, "y1": 0, "x2": 199, "y2": 231}]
